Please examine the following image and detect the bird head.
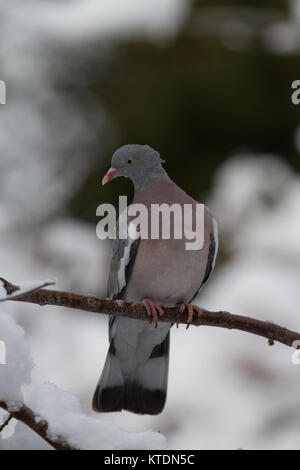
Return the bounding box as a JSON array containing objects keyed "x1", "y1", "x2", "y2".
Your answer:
[{"x1": 102, "y1": 144, "x2": 165, "y2": 188}]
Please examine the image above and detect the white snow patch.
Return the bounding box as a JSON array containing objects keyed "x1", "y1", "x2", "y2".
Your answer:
[
  {"x1": 22, "y1": 383, "x2": 166, "y2": 450},
  {"x1": 0, "y1": 309, "x2": 33, "y2": 406}
]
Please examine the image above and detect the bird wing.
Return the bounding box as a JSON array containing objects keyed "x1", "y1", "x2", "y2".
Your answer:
[
  {"x1": 189, "y1": 209, "x2": 219, "y2": 303},
  {"x1": 106, "y1": 217, "x2": 141, "y2": 342},
  {"x1": 107, "y1": 218, "x2": 141, "y2": 301},
  {"x1": 200, "y1": 212, "x2": 219, "y2": 288}
]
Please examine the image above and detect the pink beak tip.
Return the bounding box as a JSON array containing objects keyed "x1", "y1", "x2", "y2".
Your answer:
[{"x1": 102, "y1": 168, "x2": 118, "y2": 185}]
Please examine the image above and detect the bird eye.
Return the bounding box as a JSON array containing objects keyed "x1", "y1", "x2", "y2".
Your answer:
[{"x1": 127, "y1": 159, "x2": 132, "y2": 164}]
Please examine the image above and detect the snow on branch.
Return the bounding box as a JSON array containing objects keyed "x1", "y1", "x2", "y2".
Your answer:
[
  {"x1": 1, "y1": 276, "x2": 300, "y2": 349},
  {"x1": 0, "y1": 383, "x2": 166, "y2": 451},
  {"x1": 0, "y1": 401, "x2": 74, "y2": 450}
]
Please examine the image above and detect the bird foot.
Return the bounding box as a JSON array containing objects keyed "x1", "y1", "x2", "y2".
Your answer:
[
  {"x1": 142, "y1": 299, "x2": 164, "y2": 326},
  {"x1": 179, "y1": 303, "x2": 204, "y2": 329}
]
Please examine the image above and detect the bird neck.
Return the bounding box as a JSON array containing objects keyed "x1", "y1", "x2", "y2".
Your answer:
[
  {"x1": 132, "y1": 166, "x2": 169, "y2": 191},
  {"x1": 133, "y1": 170, "x2": 173, "y2": 203}
]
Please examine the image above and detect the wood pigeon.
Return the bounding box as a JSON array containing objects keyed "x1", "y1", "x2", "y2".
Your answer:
[{"x1": 92, "y1": 144, "x2": 218, "y2": 415}]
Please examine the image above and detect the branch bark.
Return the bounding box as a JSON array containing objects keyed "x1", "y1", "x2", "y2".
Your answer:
[
  {"x1": 1, "y1": 277, "x2": 299, "y2": 349},
  {"x1": 0, "y1": 401, "x2": 75, "y2": 450}
]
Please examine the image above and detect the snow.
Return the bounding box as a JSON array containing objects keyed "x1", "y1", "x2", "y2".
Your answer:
[
  {"x1": 0, "y1": 420, "x2": 50, "y2": 451},
  {"x1": 0, "y1": 307, "x2": 33, "y2": 406},
  {"x1": 1, "y1": 382, "x2": 167, "y2": 450},
  {"x1": 0, "y1": 299, "x2": 166, "y2": 450},
  {"x1": 210, "y1": 153, "x2": 292, "y2": 239},
  {"x1": 26, "y1": 384, "x2": 166, "y2": 450},
  {"x1": 12, "y1": 0, "x2": 188, "y2": 42}
]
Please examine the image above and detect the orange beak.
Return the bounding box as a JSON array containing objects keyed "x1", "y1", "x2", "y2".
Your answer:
[{"x1": 102, "y1": 168, "x2": 118, "y2": 185}]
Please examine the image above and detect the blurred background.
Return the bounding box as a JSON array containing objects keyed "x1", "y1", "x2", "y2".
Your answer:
[{"x1": 1, "y1": 0, "x2": 300, "y2": 449}]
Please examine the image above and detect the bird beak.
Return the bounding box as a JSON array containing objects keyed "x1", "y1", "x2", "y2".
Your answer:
[{"x1": 102, "y1": 168, "x2": 118, "y2": 185}]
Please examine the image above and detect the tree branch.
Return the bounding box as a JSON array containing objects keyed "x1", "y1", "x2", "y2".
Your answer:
[
  {"x1": 0, "y1": 401, "x2": 75, "y2": 450},
  {"x1": 1, "y1": 277, "x2": 299, "y2": 349}
]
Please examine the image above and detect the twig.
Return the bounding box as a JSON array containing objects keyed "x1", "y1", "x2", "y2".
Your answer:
[
  {"x1": 0, "y1": 277, "x2": 299, "y2": 349},
  {"x1": 0, "y1": 413, "x2": 13, "y2": 433},
  {"x1": 0, "y1": 401, "x2": 75, "y2": 450},
  {"x1": 0, "y1": 278, "x2": 55, "y2": 302}
]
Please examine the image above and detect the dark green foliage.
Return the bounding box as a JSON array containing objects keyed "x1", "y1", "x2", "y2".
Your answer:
[{"x1": 66, "y1": 0, "x2": 300, "y2": 222}]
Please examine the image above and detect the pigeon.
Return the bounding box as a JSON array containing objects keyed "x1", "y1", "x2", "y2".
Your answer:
[{"x1": 92, "y1": 144, "x2": 218, "y2": 415}]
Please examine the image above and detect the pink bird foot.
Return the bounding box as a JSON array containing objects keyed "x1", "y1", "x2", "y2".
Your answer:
[
  {"x1": 143, "y1": 299, "x2": 164, "y2": 326},
  {"x1": 179, "y1": 303, "x2": 204, "y2": 329}
]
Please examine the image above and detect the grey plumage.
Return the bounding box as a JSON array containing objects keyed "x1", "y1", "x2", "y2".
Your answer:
[{"x1": 93, "y1": 144, "x2": 218, "y2": 415}]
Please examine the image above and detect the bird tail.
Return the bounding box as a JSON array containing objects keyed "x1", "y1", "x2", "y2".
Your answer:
[{"x1": 92, "y1": 332, "x2": 170, "y2": 415}]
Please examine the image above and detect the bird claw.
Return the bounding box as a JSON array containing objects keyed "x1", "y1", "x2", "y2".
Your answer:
[
  {"x1": 179, "y1": 303, "x2": 204, "y2": 328},
  {"x1": 142, "y1": 299, "x2": 164, "y2": 326}
]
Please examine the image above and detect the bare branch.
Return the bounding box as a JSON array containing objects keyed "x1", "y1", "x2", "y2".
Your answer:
[
  {"x1": 0, "y1": 277, "x2": 299, "y2": 349},
  {"x1": 0, "y1": 401, "x2": 75, "y2": 450}
]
